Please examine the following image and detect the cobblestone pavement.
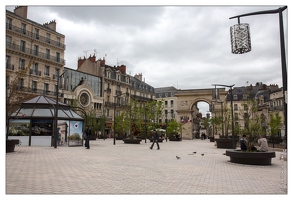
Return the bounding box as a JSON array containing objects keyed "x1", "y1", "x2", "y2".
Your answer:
[{"x1": 5, "y1": 139, "x2": 288, "y2": 195}]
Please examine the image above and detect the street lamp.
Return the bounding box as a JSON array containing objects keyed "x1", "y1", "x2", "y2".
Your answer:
[
  {"x1": 54, "y1": 70, "x2": 66, "y2": 148},
  {"x1": 229, "y1": 6, "x2": 287, "y2": 148},
  {"x1": 113, "y1": 93, "x2": 125, "y2": 145},
  {"x1": 144, "y1": 104, "x2": 147, "y2": 143},
  {"x1": 212, "y1": 84, "x2": 235, "y2": 149}
]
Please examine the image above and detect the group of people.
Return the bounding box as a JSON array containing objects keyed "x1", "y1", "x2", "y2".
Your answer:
[{"x1": 239, "y1": 134, "x2": 269, "y2": 152}]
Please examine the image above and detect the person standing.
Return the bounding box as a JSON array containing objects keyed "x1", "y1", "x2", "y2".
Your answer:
[
  {"x1": 239, "y1": 134, "x2": 247, "y2": 151},
  {"x1": 150, "y1": 130, "x2": 160, "y2": 150},
  {"x1": 84, "y1": 126, "x2": 92, "y2": 149}
]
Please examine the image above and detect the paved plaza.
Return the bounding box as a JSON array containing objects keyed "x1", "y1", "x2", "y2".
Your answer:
[{"x1": 5, "y1": 138, "x2": 288, "y2": 195}]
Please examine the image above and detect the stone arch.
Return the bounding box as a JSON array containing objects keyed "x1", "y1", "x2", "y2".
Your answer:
[{"x1": 175, "y1": 88, "x2": 227, "y2": 140}]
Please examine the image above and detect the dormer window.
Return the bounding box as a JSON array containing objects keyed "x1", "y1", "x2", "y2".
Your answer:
[
  {"x1": 243, "y1": 94, "x2": 247, "y2": 100},
  {"x1": 233, "y1": 95, "x2": 238, "y2": 100}
]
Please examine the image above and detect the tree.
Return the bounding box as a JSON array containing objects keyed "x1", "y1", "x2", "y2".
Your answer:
[
  {"x1": 269, "y1": 113, "x2": 282, "y2": 148},
  {"x1": 6, "y1": 58, "x2": 37, "y2": 139},
  {"x1": 166, "y1": 119, "x2": 182, "y2": 137},
  {"x1": 239, "y1": 96, "x2": 266, "y2": 151}
]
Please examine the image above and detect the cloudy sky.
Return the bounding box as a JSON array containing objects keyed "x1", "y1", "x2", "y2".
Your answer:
[
  {"x1": 4, "y1": 1, "x2": 290, "y2": 115},
  {"x1": 5, "y1": 2, "x2": 289, "y2": 89}
]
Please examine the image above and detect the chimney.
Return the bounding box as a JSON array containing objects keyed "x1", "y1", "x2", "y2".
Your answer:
[
  {"x1": 134, "y1": 73, "x2": 143, "y2": 81},
  {"x1": 43, "y1": 20, "x2": 56, "y2": 31},
  {"x1": 14, "y1": 6, "x2": 28, "y2": 19},
  {"x1": 89, "y1": 54, "x2": 96, "y2": 63},
  {"x1": 117, "y1": 65, "x2": 126, "y2": 74},
  {"x1": 78, "y1": 57, "x2": 86, "y2": 68}
]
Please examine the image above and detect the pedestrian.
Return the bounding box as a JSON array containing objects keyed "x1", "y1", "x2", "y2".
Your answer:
[
  {"x1": 84, "y1": 125, "x2": 92, "y2": 149},
  {"x1": 239, "y1": 134, "x2": 247, "y2": 151},
  {"x1": 258, "y1": 134, "x2": 268, "y2": 152},
  {"x1": 150, "y1": 130, "x2": 160, "y2": 150}
]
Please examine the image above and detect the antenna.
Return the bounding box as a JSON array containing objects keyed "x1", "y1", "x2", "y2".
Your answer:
[{"x1": 83, "y1": 49, "x2": 99, "y2": 57}]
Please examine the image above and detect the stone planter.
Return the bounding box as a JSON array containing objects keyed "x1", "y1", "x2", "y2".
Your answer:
[
  {"x1": 149, "y1": 138, "x2": 164, "y2": 143},
  {"x1": 169, "y1": 137, "x2": 182, "y2": 141},
  {"x1": 215, "y1": 138, "x2": 238, "y2": 149},
  {"x1": 123, "y1": 138, "x2": 142, "y2": 144},
  {"x1": 226, "y1": 149, "x2": 276, "y2": 165},
  {"x1": 6, "y1": 139, "x2": 20, "y2": 153},
  {"x1": 209, "y1": 137, "x2": 215, "y2": 142}
]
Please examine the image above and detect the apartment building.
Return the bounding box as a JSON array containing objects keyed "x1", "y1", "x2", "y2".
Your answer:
[
  {"x1": 6, "y1": 6, "x2": 66, "y2": 99},
  {"x1": 154, "y1": 86, "x2": 177, "y2": 123}
]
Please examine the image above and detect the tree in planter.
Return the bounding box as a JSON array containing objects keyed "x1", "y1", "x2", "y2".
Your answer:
[
  {"x1": 268, "y1": 113, "x2": 283, "y2": 148},
  {"x1": 113, "y1": 113, "x2": 130, "y2": 138},
  {"x1": 167, "y1": 119, "x2": 182, "y2": 139},
  {"x1": 210, "y1": 116, "x2": 222, "y2": 138},
  {"x1": 239, "y1": 96, "x2": 267, "y2": 152}
]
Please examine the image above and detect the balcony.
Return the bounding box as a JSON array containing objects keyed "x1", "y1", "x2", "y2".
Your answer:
[
  {"x1": 29, "y1": 69, "x2": 41, "y2": 76},
  {"x1": 6, "y1": 41, "x2": 66, "y2": 65},
  {"x1": 116, "y1": 90, "x2": 122, "y2": 96},
  {"x1": 106, "y1": 88, "x2": 111, "y2": 93},
  {"x1": 6, "y1": 23, "x2": 66, "y2": 50}
]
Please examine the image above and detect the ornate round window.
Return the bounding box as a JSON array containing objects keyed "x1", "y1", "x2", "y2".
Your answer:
[{"x1": 79, "y1": 92, "x2": 89, "y2": 107}]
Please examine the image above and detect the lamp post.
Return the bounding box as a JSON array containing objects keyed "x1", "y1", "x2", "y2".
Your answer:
[
  {"x1": 113, "y1": 93, "x2": 124, "y2": 145},
  {"x1": 212, "y1": 84, "x2": 235, "y2": 148},
  {"x1": 144, "y1": 104, "x2": 147, "y2": 143},
  {"x1": 229, "y1": 6, "x2": 287, "y2": 148},
  {"x1": 54, "y1": 70, "x2": 66, "y2": 148}
]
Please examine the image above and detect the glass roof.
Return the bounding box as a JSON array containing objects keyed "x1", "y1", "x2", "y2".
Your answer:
[{"x1": 9, "y1": 95, "x2": 83, "y2": 120}]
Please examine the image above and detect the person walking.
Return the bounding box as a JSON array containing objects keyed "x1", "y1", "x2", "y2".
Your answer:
[
  {"x1": 84, "y1": 125, "x2": 92, "y2": 149},
  {"x1": 150, "y1": 130, "x2": 160, "y2": 150}
]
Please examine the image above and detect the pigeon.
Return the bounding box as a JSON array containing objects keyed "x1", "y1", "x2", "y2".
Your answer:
[
  {"x1": 201, "y1": 154, "x2": 204, "y2": 156},
  {"x1": 176, "y1": 156, "x2": 181, "y2": 159},
  {"x1": 222, "y1": 153, "x2": 226, "y2": 155},
  {"x1": 193, "y1": 152, "x2": 197, "y2": 154}
]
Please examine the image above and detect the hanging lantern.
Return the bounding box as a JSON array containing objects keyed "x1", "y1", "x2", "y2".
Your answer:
[{"x1": 230, "y1": 23, "x2": 251, "y2": 54}]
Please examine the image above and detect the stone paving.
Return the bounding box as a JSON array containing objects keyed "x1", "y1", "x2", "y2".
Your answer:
[{"x1": 5, "y1": 139, "x2": 288, "y2": 195}]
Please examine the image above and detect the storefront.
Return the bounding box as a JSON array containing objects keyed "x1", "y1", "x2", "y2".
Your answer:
[{"x1": 8, "y1": 95, "x2": 84, "y2": 147}]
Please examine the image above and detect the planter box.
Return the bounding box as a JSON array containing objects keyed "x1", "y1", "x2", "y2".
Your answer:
[
  {"x1": 123, "y1": 139, "x2": 142, "y2": 144},
  {"x1": 6, "y1": 139, "x2": 20, "y2": 153},
  {"x1": 209, "y1": 137, "x2": 215, "y2": 142},
  {"x1": 149, "y1": 138, "x2": 164, "y2": 143},
  {"x1": 169, "y1": 137, "x2": 182, "y2": 141},
  {"x1": 226, "y1": 149, "x2": 276, "y2": 165},
  {"x1": 215, "y1": 138, "x2": 238, "y2": 149}
]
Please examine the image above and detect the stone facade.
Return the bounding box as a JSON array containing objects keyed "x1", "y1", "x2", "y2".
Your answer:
[{"x1": 6, "y1": 6, "x2": 65, "y2": 99}]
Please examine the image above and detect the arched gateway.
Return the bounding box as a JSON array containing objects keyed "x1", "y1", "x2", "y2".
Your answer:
[{"x1": 175, "y1": 88, "x2": 227, "y2": 140}]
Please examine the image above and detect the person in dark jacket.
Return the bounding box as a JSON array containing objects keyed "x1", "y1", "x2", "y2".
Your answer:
[
  {"x1": 239, "y1": 134, "x2": 247, "y2": 151},
  {"x1": 84, "y1": 126, "x2": 92, "y2": 149},
  {"x1": 150, "y1": 130, "x2": 160, "y2": 150}
]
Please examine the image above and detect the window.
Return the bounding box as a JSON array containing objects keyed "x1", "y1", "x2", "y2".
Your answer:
[
  {"x1": 32, "y1": 63, "x2": 38, "y2": 75},
  {"x1": 35, "y1": 28, "x2": 39, "y2": 39},
  {"x1": 33, "y1": 45, "x2": 39, "y2": 56},
  {"x1": 32, "y1": 81, "x2": 37, "y2": 91},
  {"x1": 165, "y1": 101, "x2": 168, "y2": 106},
  {"x1": 56, "y1": 52, "x2": 60, "y2": 62},
  {"x1": 46, "y1": 33, "x2": 51, "y2": 43},
  {"x1": 7, "y1": 18, "x2": 12, "y2": 29},
  {"x1": 234, "y1": 104, "x2": 238, "y2": 111},
  {"x1": 20, "y1": 40, "x2": 25, "y2": 52},
  {"x1": 234, "y1": 113, "x2": 239, "y2": 120},
  {"x1": 165, "y1": 93, "x2": 168, "y2": 97},
  {"x1": 21, "y1": 23, "x2": 26, "y2": 34},
  {"x1": 55, "y1": 68, "x2": 60, "y2": 77},
  {"x1": 243, "y1": 94, "x2": 247, "y2": 100},
  {"x1": 233, "y1": 95, "x2": 238, "y2": 100},
  {"x1": 171, "y1": 100, "x2": 174, "y2": 107},
  {"x1": 19, "y1": 59, "x2": 25, "y2": 70},
  {"x1": 18, "y1": 78, "x2": 24, "y2": 89},
  {"x1": 57, "y1": 37, "x2": 60, "y2": 46},
  {"x1": 46, "y1": 49, "x2": 50, "y2": 59},
  {"x1": 44, "y1": 65, "x2": 50, "y2": 76},
  {"x1": 6, "y1": 36, "x2": 12, "y2": 47},
  {"x1": 44, "y1": 83, "x2": 49, "y2": 93},
  {"x1": 6, "y1": 56, "x2": 11, "y2": 69}
]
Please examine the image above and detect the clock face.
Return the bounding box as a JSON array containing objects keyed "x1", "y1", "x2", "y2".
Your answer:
[{"x1": 80, "y1": 93, "x2": 89, "y2": 106}]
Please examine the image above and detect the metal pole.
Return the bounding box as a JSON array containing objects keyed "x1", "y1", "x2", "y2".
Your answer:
[
  {"x1": 144, "y1": 105, "x2": 147, "y2": 143},
  {"x1": 278, "y1": 8, "x2": 287, "y2": 148},
  {"x1": 54, "y1": 71, "x2": 66, "y2": 148},
  {"x1": 229, "y1": 6, "x2": 287, "y2": 148},
  {"x1": 113, "y1": 96, "x2": 116, "y2": 145},
  {"x1": 229, "y1": 87, "x2": 235, "y2": 149}
]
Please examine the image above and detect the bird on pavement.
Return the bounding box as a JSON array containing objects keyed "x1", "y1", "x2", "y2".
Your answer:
[
  {"x1": 176, "y1": 156, "x2": 181, "y2": 159},
  {"x1": 201, "y1": 154, "x2": 204, "y2": 156},
  {"x1": 193, "y1": 152, "x2": 197, "y2": 154}
]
